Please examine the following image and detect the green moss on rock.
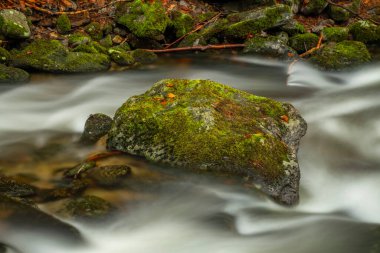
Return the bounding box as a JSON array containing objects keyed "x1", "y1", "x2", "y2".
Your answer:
[
  {"x1": 244, "y1": 35, "x2": 298, "y2": 60},
  {"x1": 0, "y1": 64, "x2": 29, "y2": 83},
  {"x1": 108, "y1": 46, "x2": 136, "y2": 66},
  {"x1": 178, "y1": 33, "x2": 207, "y2": 47},
  {"x1": 117, "y1": 0, "x2": 170, "y2": 39},
  {"x1": 289, "y1": 33, "x2": 319, "y2": 53},
  {"x1": 328, "y1": 5, "x2": 350, "y2": 22},
  {"x1": 225, "y1": 5, "x2": 293, "y2": 39},
  {"x1": 301, "y1": 0, "x2": 328, "y2": 15},
  {"x1": 131, "y1": 49, "x2": 157, "y2": 64},
  {"x1": 99, "y1": 34, "x2": 113, "y2": 48},
  {"x1": 169, "y1": 11, "x2": 194, "y2": 38},
  {"x1": 0, "y1": 9, "x2": 31, "y2": 39},
  {"x1": 85, "y1": 22, "x2": 103, "y2": 40},
  {"x1": 349, "y1": 21, "x2": 380, "y2": 43},
  {"x1": 107, "y1": 79, "x2": 307, "y2": 205},
  {"x1": 310, "y1": 40, "x2": 371, "y2": 70},
  {"x1": 56, "y1": 14, "x2": 71, "y2": 34},
  {"x1": 322, "y1": 27, "x2": 349, "y2": 42},
  {"x1": 67, "y1": 33, "x2": 92, "y2": 47},
  {"x1": 281, "y1": 20, "x2": 306, "y2": 36},
  {"x1": 0, "y1": 47, "x2": 10, "y2": 64},
  {"x1": 11, "y1": 39, "x2": 111, "y2": 73}
]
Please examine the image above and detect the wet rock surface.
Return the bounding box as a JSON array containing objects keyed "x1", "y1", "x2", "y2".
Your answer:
[
  {"x1": 0, "y1": 9, "x2": 31, "y2": 39},
  {"x1": 107, "y1": 79, "x2": 307, "y2": 205},
  {"x1": 80, "y1": 113, "x2": 113, "y2": 144}
]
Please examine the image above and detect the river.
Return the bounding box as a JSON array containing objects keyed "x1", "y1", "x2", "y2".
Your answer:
[{"x1": 0, "y1": 55, "x2": 379, "y2": 253}]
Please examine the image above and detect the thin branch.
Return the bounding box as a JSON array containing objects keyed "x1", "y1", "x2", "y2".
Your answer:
[
  {"x1": 164, "y1": 12, "x2": 222, "y2": 49},
  {"x1": 24, "y1": 0, "x2": 133, "y2": 15},
  {"x1": 326, "y1": 0, "x2": 380, "y2": 25},
  {"x1": 299, "y1": 34, "x2": 323, "y2": 58},
  {"x1": 146, "y1": 44, "x2": 245, "y2": 53}
]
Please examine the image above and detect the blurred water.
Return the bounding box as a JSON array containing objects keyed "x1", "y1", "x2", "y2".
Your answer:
[{"x1": 0, "y1": 56, "x2": 379, "y2": 253}]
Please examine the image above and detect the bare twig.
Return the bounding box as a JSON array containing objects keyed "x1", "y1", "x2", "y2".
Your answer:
[
  {"x1": 299, "y1": 34, "x2": 323, "y2": 58},
  {"x1": 164, "y1": 12, "x2": 222, "y2": 49},
  {"x1": 326, "y1": 0, "x2": 380, "y2": 25},
  {"x1": 146, "y1": 44, "x2": 245, "y2": 53},
  {"x1": 24, "y1": 0, "x2": 133, "y2": 15}
]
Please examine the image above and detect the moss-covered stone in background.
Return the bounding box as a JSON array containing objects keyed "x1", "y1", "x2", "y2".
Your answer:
[
  {"x1": 169, "y1": 11, "x2": 194, "y2": 38},
  {"x1": 67, "y1": 33, "x2": 92, "y2": 47},
  {"x1": 117, "y1": 0, "x2": 169, "y2": 39},
  {"x1": 327, "y1": 5, "x2": 350, "y2": 23},
  {"x1": 11, "y1": 39, "x2": 111, "y2": 73},
  {"x1": 289, "y1": 33, "x2": 319, "y2": 53},
  {"x1": 349, "y1": 21, "x2": 380, "y2": 43},
  {"x1": 178, "y1": 33, "x2": 207, "y2": 47},
  {"x1": 85, "y1": 22, "x2": 103, "y2": 40},
  {"x1": 300, "y1": 0, "x2": 328, "y2": 15},
  {"x1": 107, "y1": 79, "x2": 307, "y2": 205},
  {"x1": 244, "y1": 35, "x2": 298, "y2": 60},
  {"x1": 322, "y1": 27, "x2": 349, "y2": 42},
  {"x1": 108, "y1": 46, "x2": 136, "y2": 66},
  {"x1": 56, "y1": 14, "x2": 71, "y2": 34},
  {"x1": 99, "y1": 34, "x2": 113, "y2": 48},
  {"x1": 201, "y1": 18, "x2": 229, "y2": 41},
  {"x1": 131, "y1": 49, "x2": 157, "y2": 64},
  {"x1": 0, "y1": 9, "x2": 31, "y2": 39},
  {"x1": 0, "y1": 64, "x2": 29, "y2": 83},
  {"x1": 0, "y1": 47, "x2": 11, "y2": 64},
  {"x1": 280, "y1": 19, "x2": 306, "y2": 36},
  {"x1": 225, "y1": 4, "x2": 293, "y2": 39},
  {"x1": 311, "y1": 40, "x2": 371, "y2": 70}
]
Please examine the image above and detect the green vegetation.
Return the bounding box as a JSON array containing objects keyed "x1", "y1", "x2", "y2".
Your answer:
[
  {"x1": 322, "y1": 27, "x2": 349, "y2": 42},
  {"x1": 289, "y1": 33, "x2": 319, "y2": 53},
  {"x1": 56, "y1": 14, "x2": 71, "y2": 34},
  {"x1": 349, "y1": 21, "x2": 380, "y2": 43}
]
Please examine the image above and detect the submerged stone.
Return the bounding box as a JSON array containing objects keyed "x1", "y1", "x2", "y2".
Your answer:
[
  {"x1": 310, "y1": 40, "x2": 371, "y2": 70},
  {"x1": 0, "y1": 175, "x2": 36, "y2": 197},
  {"x1": 0, "y1": 9, "x2": 31, "y2": 39},
  {"x1": 11, "y1": 40, "x2": 111, "y2": 73},
  {"x1": 107, "y1": 79, "x2": 307, "y2": 205}
]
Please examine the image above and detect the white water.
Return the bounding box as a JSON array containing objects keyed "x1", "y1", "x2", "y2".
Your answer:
[{"x1": 1, "y1": 57, "x2": 380, "y2": 253}]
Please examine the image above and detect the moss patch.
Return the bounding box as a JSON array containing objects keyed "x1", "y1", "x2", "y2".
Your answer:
[
  {"x1": 322, "y1": 27, "x2": 349, "y2": 42},
  {"x1": 311, "y1": 40, "x2": 371, "y2": 70},
  {"x1": 349, "y1": 21, "x2": 380, "y2": 43},
  {"x1": 0, "y1": 47, "x2": 10, "y2": 64},
  {"x1": 169, "y1": 11, "x2": 194, "y2": 38},
  {"x1": 0, "y1": 9, "x2": 31, "y2": 39},
  {"x1": 0, "y1": 63, "x2": 29, "y2": 83},
  {"x1": 56, "y1": 14, "x2": 71, "y2": 34},
  {"x1": 289, "y1": 33, "x2": 319, "y2": 53},
  {"x1": 117, "y1": 0, "x2": 169, "y2": 39}
]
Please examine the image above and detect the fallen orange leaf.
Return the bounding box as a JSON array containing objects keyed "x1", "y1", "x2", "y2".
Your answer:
[
  {"x1": 167, "y1": 93, "x2": 176, "y2": 98},
  {"x1": 166, "y1": 83, "x2": 174, "y2": 87},
  {"x1": 280, "y1": 115, "x2": 289, "y2": 123}
]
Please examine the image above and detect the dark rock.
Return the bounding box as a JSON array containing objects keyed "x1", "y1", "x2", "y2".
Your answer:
[
  {"x1": 300, "y1": 0, "x2": 328, "y2": 15},
  {"x1": 81, "y1": 165, "x2": 132, "y2": 187},
  {"x1": 349, "y1": 21, "x2": 380, "y2": 43},
  {"x1": 327, "y1": 5, "x2": 350, "y2": 23},
  {"x1": 280, "y1": 19, "x2": 306, "y2": 36},
  {"x1": 80, "y1": 113, "x2": 113, "y2": 144},
  {"x1": 0, "y1": 194, "x2": 83, "y2": 244},
  {"x1": 107, "y1": 79, "x2": 307, "y2": 205},
  {"x1": 131, "y1": 49, "x2": 158, "y2": 64}
]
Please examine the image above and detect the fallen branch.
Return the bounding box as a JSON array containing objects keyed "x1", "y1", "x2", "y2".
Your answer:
[
  {"x1": 299, "y1": 34, "x2": 323, "y2": 58},
  {"x1": 146, "y1": 44, "x2": 245, "y2": 53},
  {"x1": 164, "y1": 12, "x2": 222, "y2": 49},
  {"x1": 326, "y1": 0, "x2": 380, "y2": 25},
  {"x1": 24, "y1": 0, "x2": 133, "y2": 15}
]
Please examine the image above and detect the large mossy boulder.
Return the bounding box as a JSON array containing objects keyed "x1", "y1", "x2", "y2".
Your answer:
[
  {"x1": 11, "y1": 40, "x2": 110, "y2": 73},
  {"x1": 117, "y1": 0, "x2": 170, "y2": 39},
  {"x1": 289, "y1": 33, "x2": 319, "y2": 53},
  {"x1": 310, "y1": 40, "x2": 371, "y2": 70},
  {"x1": 0, "y1": 64, "x2": 29, "y2": 84},
  {"x1": 225, "y1": 4, "x2": 293, "y2": 39},
  {"x1": 349, "y1": 21, "x2": 380, "y2": 43},
  {"x1": 0, "y1": 9, "x2": 31, "y2": 39},
  {"x1": 107, "y1": 79, "x2": 307, "y2": 205}
]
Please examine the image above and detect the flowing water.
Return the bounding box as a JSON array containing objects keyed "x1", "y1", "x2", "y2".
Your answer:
[{"x1": 0, "y1": 55, "x2": 380, "y2": 253}]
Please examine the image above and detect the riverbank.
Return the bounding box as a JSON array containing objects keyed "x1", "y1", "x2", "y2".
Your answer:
[{"x1": 0, "y1": 0, "x2": 380, "y2": 83}]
